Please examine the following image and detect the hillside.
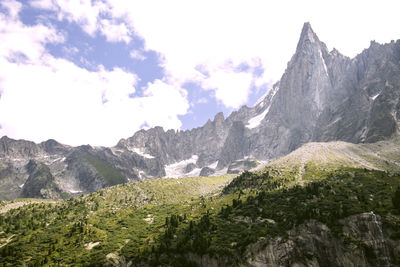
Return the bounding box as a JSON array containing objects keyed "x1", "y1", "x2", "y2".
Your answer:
[
  {"x1": 1, "y1": 140, "x2": 400, "y2": 266},
  {"x1": 264, "y1": 137, "x2": 400, "y2": 181},
  {"x1": 0, "y1": 175, "x2": 235, "y2": 266}
]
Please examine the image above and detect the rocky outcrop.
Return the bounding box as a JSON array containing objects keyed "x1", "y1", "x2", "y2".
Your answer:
[
  {"x1": 21, "y1": 160, "x2": 60, "y2": 199},
  {"x1": 227, "y1": 158, "x2": 258, "y2": 174},
  {"x1": 184, "y1": 163, "x2": 197, "y2": 174},
  {"x1": 245, "y1": 212, "x2": 399, "y2": 267},
  {"x1": 0, "y1": 136, "x2": 42, "y2": 158},
  {"x1": 199, "y1": 167, "x2": 215, "y2": 177}
]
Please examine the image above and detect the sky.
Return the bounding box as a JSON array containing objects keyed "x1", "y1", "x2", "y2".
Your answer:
[{"x1": 0, "y1": 0, "x2": 399, "y2": 147}]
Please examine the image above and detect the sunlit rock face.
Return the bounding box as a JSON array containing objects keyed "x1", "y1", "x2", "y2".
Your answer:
[{"x1": 245, "y1": 212, "x2": 397, "y2": 267}]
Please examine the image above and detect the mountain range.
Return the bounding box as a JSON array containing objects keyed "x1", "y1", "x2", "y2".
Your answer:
[
  {"x1": 1, "y1": 22, "x2": 400, "y2": 200},
  {"x1": 1, "y1": 22, "x2": 400, "y2": 266}
]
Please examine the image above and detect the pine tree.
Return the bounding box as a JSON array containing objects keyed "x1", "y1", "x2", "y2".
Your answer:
[{"x1": 392, "y1": 186, "x2": 400, "y2": 212}]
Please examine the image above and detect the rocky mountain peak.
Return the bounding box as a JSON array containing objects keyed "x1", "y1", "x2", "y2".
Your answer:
[
  {"x1": 213, "y1": 112, "x2": 224, "y2": 123},
  {"x1": 40, "y1": 139, "x2": 69, "y2": 154},
  {"x1": 0, "y1": 135, "x2": 41, "y2": 158},
  {"x1": 295, "y1": 22, "x2": 326, "y2": 54},
  {"x1": 298, "y1": 22, "x2": 315, "y2": 41},
  {"x1": 268, "y1": 22, "x2": 333, "y2": 129}
]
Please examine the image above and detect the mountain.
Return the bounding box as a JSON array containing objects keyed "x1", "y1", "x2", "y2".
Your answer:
[
  {"x1": 1, "y1": 22, "x2": 400, "y2": 200},
  {"x1": 1, "y1": 139, "x2": 400, "y2": 266},
  {"x1": 122, "y1": 21, "x2": 400, "y2": 172},
  {"x1": 104, "y1": 22, "x2": 400, "y2": 177}
]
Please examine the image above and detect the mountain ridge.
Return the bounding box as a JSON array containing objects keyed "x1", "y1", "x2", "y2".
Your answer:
[{"x1": 1, "y1": 22, "x2": 400, "y2": 200}]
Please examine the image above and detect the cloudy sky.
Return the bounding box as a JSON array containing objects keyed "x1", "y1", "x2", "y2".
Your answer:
[{"x1": 0, "y1": 0, "x2": 399, "y2": 146}]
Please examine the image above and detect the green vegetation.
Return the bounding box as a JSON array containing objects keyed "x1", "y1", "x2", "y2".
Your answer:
[
  {"x1": 137, "y1": 168, "x2": 400, "y2": 265},
  {"x1": 85, "y1": 155, "x2": 127, "y2": 186},
  {"x1": 222, "y1": 168, "x2": 294, "y2": 194},
  {"x1": 0, "y1": 175, "x2": 234, "y2": 266},
  {"x1": 393, "y1": 186, "x2": 400, "y2": 212},
  {"x1": 0, "y1": 165, "x2": 399, "y2": 266}
]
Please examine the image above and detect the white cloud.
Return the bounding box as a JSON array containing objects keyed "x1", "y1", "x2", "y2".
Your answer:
[
  {"x1": 0, "y1": 5, "x2": 189, "y2": 146},
  {"x1": 52, "y1": 0, "x2": 105, "y2": 35},
  {"x1": 2, "y1": 0, "x2": 22, "y2": 18},
  {"x1": 30, "y1": 0, "x2": 55, "y2": 10},
  {"x1": 129, "y1": 50, "x2": 146, "y2": 61},
  {"x1": 0, "y1": 4, "x2": 63, "y2": 63},
  {"x1": 100, "y1": 19, "x2": 131, "y2": 43},
  {"x1": 200, "y1": 65, "x2": 254, "y2": 108},
  {"x1": 102, "y1": 0, "x2": 400, "y2": 107},
  {"x1": 28, "y1": 0, "x2": 400, "y2": 109},
  {"x1": 62, "y1": 46, "x2": 79, "y2": 56},
  {"x1": 0, "y1": 55, "x2": 139, "y2": 146},
  {"x1": 139, "y1": 79, "x2": 189, "y2": 130},
  {"x1": 31, "y1": 0, "x2": 131, "y2": 43},
  {"x1": 197, "y1": 97, "x2": 208, "y2": 104}
]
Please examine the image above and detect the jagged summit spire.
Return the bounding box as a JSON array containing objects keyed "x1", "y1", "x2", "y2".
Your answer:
[
  {"x1": 301, "y1": 22, "x2": 313, "y2": 35},
  {"x1": 295, "y1": 22, "x2": 328, "y2": 56},
  {"x1": 296, "y1": 22, "x2": 321, "y2": 50}
]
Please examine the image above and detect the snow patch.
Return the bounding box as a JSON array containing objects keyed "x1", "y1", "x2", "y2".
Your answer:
[
  {"x1": 19, "y1": 183, "x2": 24, "y2": 188},
  {"x1": 110, "y1": 147, "x2": 124, "y2": 155},
  {"x1": 131, "y1": 147, "x2": 154, "y2": 159},
  {"x1": 247, "y1": 85, "x2": 279, "y2": 129},
  {"x1": 326, "y1": 117, "x2": 342, "y2": 127},
  {"x1": 164, "y1": 155, "x2": 199, "y2": 178},
  {"x1": 319, "y1": 50, "x2": 328, "y2": 75},
  {"x1": 48, "y1": 157, "x2": 66, "y2": 164},
  {"x1": 185, "y1": 167, "x2": 202, "y2": 178},
  {"x1": 253, "y1": 91, "x2": 269, "y2": 107},
  {"x1": 213, "y1": 167, "x2": 228, "y2": 176},
  {"x1": 68, "y1": 190, "x2": 83, "y2": 194},
  {"x1": 138, "y1": 170, "x2": 147, "y2": 179},
  {"x1": 371, "y1": 93, "x2": 380, "y2": 101},
  {"x1": 247, "y1": 107, "x2": 268, "y2": 129},
  {"x1": 208, "y1": 161, "x2": 218, "y2": 169}
]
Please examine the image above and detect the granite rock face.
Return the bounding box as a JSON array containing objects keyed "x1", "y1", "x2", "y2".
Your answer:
[
  {"x1": 21, "y1": 160, "x2": 61, "y2": 199},
  {"x1": 172, "y1": 213, "x2": 399, "y2": 266},
  {"x1": 242, "y1": 23, "x2": 400, "y2": 160},
  {"x1": 245, "y1": 212, "x2": 398, "y2": 267},
  {"x1": 1, "y1": 23, "x2": 400, "y2": 199},
  {"x1": 199, "y1": 167, "x2": 215, "y2": 177},
  {"x1": 227, "y1": 158, "x2": 258, "y2": 174}
]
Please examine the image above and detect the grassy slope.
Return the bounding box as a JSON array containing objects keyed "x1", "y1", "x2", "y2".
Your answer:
[
  {"x1": 264, "y1": 137, "x2": 400, "y2": 181},
  {"x1": 85, "y1": 155, "x2": 127, "y2": 186},
  {"x1": 0, "y1": 175, "x2": 234, "y2": 266}
]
